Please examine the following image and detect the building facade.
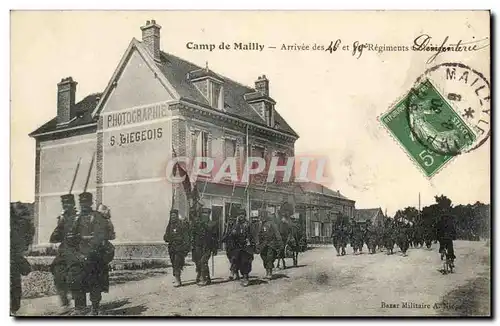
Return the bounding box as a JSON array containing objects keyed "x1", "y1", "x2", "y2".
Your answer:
[{"x1": 30, "y1": 20, "x2": 355, "y2": 248}]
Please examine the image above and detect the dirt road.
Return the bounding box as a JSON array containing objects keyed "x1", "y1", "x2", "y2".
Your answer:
[{"x1": 17, "y1": 240, "x2": 490, "y2": 317}]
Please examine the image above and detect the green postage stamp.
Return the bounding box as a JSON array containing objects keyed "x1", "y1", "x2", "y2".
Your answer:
[{"x1": 380, "y1": 78, "x2": 477, "y2": 178}]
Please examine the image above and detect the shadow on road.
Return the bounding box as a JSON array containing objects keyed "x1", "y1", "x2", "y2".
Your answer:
[
  {"x1": 100, "y1": 299, "x2": 130, "y2": 311},
  {"x1": 104, "y1": 304, "x2": 148, "y2": 316},
  {"x1": 247, "y1": 279, "x2": 268, "y2": 286},
  {"x1": 281, "y1": 264, "x2": 307, "y2": 270},
  {"x1": 100, "y1": 298, "x2": 148, "y2": 316},
  {"x1": 271, "y1": 273, "x2": 289, "y2": 280}
]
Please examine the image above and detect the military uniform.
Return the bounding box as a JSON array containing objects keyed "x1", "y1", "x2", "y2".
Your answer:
[
  {"x1": 396, "y1": 221, "x2": 410, "y2": 256},
  {"x1": 221, "y1": 212, "x2": 239, "y2": 280},
  {"x1": 222, "y1": 209, "x2": 254, "y2": 286},
  {"x1": 277, "y1": 217, "x2": 292, "y2": 269},
  {"x1": 10, "y1": 202, "x2": 35, "y2": 315},
  {"x1": 383, "y1": 220, "x2": 395, "y2": 255},
  {"x1": 67, "y1": 193, "x2": 115, "y2": 315},
  {"x1": 49, "y1": 194, "x2": 78, "y2": 308},
  {"x1": 351, "y1": 223, "x2": 363, "y2": 255},
  {"x1": 364, "y1": 221, "x2": 377, "y2": 254},
  {"x1": 163, "y1": 209, "x2": 191, "y2": 287},
  {"x1": 256, "y1": 210, "x2": 283, "y2": 280},
  {"x1": 191, "y1": 208, "x2": 218, "y2": 286},
  {"x1": 436, "y1": 214, "x2": 456, "y2": 261}
]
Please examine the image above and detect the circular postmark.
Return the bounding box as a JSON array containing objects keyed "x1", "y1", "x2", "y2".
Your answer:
[{"x1": 405, "y1": 62, "x2": 491, "y2": 156}]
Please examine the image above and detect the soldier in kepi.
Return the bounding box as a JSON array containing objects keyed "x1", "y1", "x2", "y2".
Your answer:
[
  {"x1": 191, "y1": 207, "x2": 219, "y2": 286},
  {"x1": 163, "y1": 209, "x2": 191, "y2": 287},
  {"x1": 351, "y1": 221, "x2": 363, "y2": 255},
  {"x1": 383, "y1": 218, "x2": 395, "y2": 255},
  {"x1": 255, "y1": 209, "x2": 283, "y2": 280},
  {"x1": 395, "y1": 219, "x2": 410, "y2": 257},
  {"x1": 221, "y1": 209, "x2": 239, "y2": 280},
  {"x1": 10, "y1": 202, "x2": 35, "y2": 315},
  {"x1": 67, "y1": 192, "x2": 116, "y2": 315},
  {"x1": 221, "y1": 208, "x2": 255, "y2": 286},
  {"x1": 364, "y1": 220, "x2": 378, "y2": 254},
  {"x1": 49, "y1": 194, "x2": 78, "y2": 310}
]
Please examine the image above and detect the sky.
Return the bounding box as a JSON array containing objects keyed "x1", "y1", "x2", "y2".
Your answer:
[{"x1": 10, "y1": 11, "x2": 491, "y2": 215}]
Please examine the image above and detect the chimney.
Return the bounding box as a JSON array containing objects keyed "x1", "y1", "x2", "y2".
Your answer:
[
  {"x1": 141, "y1": 19, "x2": 162, "y2": 62},
  {"x1": 57, "y1": 77, "x2": 77, "y2": 125},
  {"x1": 255, "y1": 75, "x2": 269, "y2": 96}
]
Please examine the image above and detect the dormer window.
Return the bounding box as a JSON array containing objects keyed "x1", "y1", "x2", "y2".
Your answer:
[
  {"x1": 265, "y1": 104, "x2": 274, "y2": 127},
  {"x1": 187, "y1": 65, "x2": 225, "y2": 110},
  {"x1": 244, "y1": 75, "x2": 277, "y2": 126},
  {"x1": 209, "y1": 82, "x2": 223, "y2": 109}
]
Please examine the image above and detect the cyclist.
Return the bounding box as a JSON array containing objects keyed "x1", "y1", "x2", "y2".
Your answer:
[{"x1": 436, "y1": 214, "x2": 457, "y2": 267}]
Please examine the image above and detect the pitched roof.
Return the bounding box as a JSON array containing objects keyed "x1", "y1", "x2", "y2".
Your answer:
[
  {"x1": 29, "y1": 93, "x2": 102, "y2": 136},
  {"x1": 297, "y1": 182, "x2": 352, "y2": 201},
  {"x1": 30, "y1": 39, "x2": 299, "y2": 139},
  {"x1": 156, "y1": 51, "x2": 298, "y2": 137},
  {"x1": 354, "y1": 208, "x2": 384, "y2": 222}
]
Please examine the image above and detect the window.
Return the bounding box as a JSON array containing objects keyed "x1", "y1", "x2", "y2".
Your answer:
[
  {"x1": 274, "y1": 152, "x2": 287, "y2": 183},
  {"x1": 197, "y1": 131, "x2": 209, "y2": 169},
  {"x1": 210, "y1": 83, "x2": 222, "y2": 108},
  {"x1": 252, "y1": 146, "x2": 265, "y2": 169},
  {"x1": 314, "y1": 222, "x2": 321, "y2": 237},
  {"x1": 223, "y1": 139, "x2": 236, "y2": 172}
]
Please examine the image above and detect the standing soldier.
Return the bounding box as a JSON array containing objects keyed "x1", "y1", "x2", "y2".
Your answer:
[
  {"x1": 49, "y1": 194, "x2": 78, "y2": 309},
  {"x1": 221, "y1": 210, "x2": 239, "y2": 280},
  {"x1": 10, "y1": 202, "x2": 35, "y2": 315},
  {"x1": 255, "y1": 209, "x2": 283, "y2": 280},
  {"x1": 163, "y1": 209, "x2": 191, "y2": 287},
  {"x1": 67, "y1": 193, "x2": 115, "y2": 315},
  {"x1": 222, "y1": 208, "x2": 255, "y2": 286},
  {"x1": 191, "y1": 207, "x2": 219, "y2": 286}
]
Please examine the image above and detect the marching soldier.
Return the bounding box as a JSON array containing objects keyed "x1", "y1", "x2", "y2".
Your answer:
[
  {"x1": 364, "y1": 220, "x2": 377, "y2": 254},
  {"x1": 383, "y1": 219, "x2": 395, "y2": 255},
  {"x1": 163, "y1": 209, "x2": 191, "y2": 287},
  {"x1": 351, "y1": 222, "x2": 363, "y2": 255},
  {"x1": 396, "y1": 219, "x2": 410, "y2": 256},
  {"x1": 289, "y1": 212, "x2": 305, "y2": 266},
  {"x1": 191, "y1": 207, "x2": 218, "y2": 286},
  {"x1": 221, "y1": 210, "x2": 239, "y2": 280},
  {"x1": 10, "y1": 202, "x2": 35, "y2": 315},
  {"x1": 222, "y1": 208, "x2": 255, "y2": 286},
  {"x1": 277, "y1": 211, "x2": 292, "y2": 270},
  {"x1": 255, "y1": 209, "x2": 283, "y2": 280},
  {"x1": 49, "y1": 194, "x2": 78, "y2": 309},
  {"x1": 67, "y1": 193, "x2": 115, "y2": 315}
]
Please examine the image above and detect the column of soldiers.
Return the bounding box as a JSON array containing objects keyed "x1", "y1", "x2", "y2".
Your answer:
[
  {"x1": 163, "y1": 207, "x2": 219, "y2": 287},
  {"x1": 164, "y1": 204, "x2": 305, "y2": 287},
  {"x1": 49, "y1": 192, "x2": 116, "y2": 316},
  {"x1": 330, "y1": 213, "x2": 428, "y2": 256}
]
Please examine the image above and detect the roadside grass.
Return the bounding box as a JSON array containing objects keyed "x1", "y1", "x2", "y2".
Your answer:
[{"x1": 21, "y1": 259, "x2": 171, "y2": 299}]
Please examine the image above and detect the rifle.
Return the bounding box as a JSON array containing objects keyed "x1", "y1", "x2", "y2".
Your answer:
[
  {"x1": 83, "y1": 153, "x2": 96, "y2": 192},
  {"x1": 69, "y1": 158, "x2": 82, "y2": 194}
]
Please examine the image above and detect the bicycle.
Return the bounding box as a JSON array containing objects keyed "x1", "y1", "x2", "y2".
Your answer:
[{"x1": 440, "y1": 248, "x2": 454, "y2": 275}]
